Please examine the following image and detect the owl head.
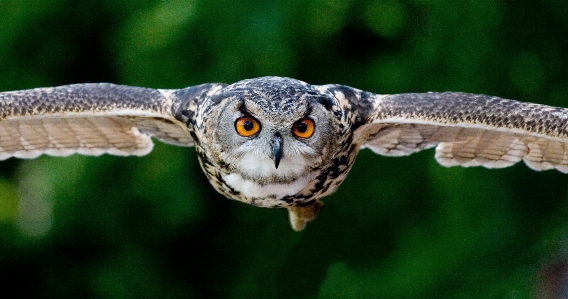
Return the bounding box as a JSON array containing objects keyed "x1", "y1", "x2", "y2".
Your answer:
[{"x1": 194, "y1": 77, "x2": 351, "y2": 205}]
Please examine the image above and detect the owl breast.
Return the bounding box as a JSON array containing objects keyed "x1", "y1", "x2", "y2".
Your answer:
[
  {"x1": 194, "y1": 138, "x2": 359, "y2": 208},
  {"x1": 194, "y1": 151, "x2": 314, "y2": 207},
  {"x1": 220, "y1": 149, "x2": 317, "y2": 207}
]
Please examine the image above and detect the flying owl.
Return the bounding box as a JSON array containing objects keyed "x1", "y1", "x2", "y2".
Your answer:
[{"x1": 1, "y1": 76, "x2": 567, "y2": 231}]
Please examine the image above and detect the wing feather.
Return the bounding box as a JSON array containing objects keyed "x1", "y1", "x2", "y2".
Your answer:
[
  {"x1": 357, "y1": 92, "x2": 568, "y2": 173},
  {"x1": 0, "y1": 83, "x2": 219, "y2": 161}
]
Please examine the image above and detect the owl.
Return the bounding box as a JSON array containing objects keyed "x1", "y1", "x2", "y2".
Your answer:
[{"x1": 1, "y1": 76, "x2": 568, "y2": 231}]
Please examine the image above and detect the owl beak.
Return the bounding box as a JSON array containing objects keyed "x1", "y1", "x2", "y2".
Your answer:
[{"x1": 271, "y1": 133, "x2": 283, "y2": 169}]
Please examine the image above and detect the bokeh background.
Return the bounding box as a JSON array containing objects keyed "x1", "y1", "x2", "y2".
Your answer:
[{"x1": 1, "y1": 0, "x2": 568, "y2": 298}]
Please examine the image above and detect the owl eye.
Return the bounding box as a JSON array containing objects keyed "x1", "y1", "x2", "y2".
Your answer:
[
  {"x1": 292, "y1": 118, "x2": 315, "y2": 139},
  {"x1": 235, "y1": 117, "x2": 261, "y2": 137}
]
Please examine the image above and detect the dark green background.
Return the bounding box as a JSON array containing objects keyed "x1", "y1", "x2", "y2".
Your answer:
[{"x1": 1, "y1": 0, "x2": 568, "y2": 298}]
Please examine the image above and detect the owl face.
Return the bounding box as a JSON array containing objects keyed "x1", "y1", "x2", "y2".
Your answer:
[{"x1": 195, "y1": 77, "x2": 347, "y2": 205}]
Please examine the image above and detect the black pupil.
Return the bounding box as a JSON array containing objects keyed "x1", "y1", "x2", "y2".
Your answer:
[
  {"x1": 297, "y1": 121, "x2": 308, "y2": 133},
  {"x1": 243, "y1": 120, "x2": 254, "y2": 131}
]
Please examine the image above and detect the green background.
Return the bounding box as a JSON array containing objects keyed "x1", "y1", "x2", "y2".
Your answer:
[{"x1": 1, "y1": 0, "x2": 568, "y2": 298}]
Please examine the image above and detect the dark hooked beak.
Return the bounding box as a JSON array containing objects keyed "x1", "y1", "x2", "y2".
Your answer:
[{"x1": 271, "y1": 133, "x2": 283, "y2": 169}]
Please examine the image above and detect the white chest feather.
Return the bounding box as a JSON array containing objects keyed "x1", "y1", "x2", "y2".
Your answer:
[
  {"x1": 221, "y1": 151, "x2": 314, "y2": 202},
  {"x1": 223, "y1": 173, "x2": 311, "y2": 200}
]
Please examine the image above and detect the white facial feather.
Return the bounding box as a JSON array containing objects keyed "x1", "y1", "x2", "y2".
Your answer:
[{"x1": 237, "y1": 152, "x2": 308, "y2": 181}]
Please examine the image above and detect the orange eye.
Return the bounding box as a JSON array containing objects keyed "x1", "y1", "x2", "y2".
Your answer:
[
  {"x1": 235, "y1": 117, "x2": 261, "y2": 137},
  {"x1": 292, "y1": 118, "x2": 315, "y2": 139}
]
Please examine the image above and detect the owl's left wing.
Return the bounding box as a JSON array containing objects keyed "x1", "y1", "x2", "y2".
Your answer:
[
  {"x1": 0, "y1": 83, "x2": 223, "y2": 160},
  {"x1": 346, "y1": 91, "x2": 568, "y2": 172}
]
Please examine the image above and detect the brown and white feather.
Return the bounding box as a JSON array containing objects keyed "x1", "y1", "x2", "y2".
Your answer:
[
  {"x1": 0, "y1": 83, "x2": 193, "y2": 160},
  {"x1": 357, "y1": 92, "x2": 568, "y2": 173},
  {"x1": 3, "y1": 77, "x2": 568, "y2": 231}
]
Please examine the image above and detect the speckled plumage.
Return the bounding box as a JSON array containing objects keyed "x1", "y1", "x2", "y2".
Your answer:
[{"x1": 2, "y1": 76, "x2": 568, "y2": 230}]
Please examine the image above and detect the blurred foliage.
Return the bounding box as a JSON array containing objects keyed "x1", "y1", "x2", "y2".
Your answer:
[{"x1": 1, "y1": 0, "x2": 568, "y2": 298}]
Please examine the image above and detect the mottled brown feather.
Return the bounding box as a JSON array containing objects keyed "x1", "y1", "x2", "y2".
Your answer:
[
  {"x1": 359, "y1": 92, "x2": 568, "y2": 173},
  {"x1": 0, "y1": 83, "x2": 193, "y2": 160}
]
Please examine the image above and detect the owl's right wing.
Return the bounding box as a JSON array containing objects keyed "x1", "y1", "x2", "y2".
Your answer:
[
  {"x1": 350, "y1": 91, "x2": 568, "y2": 173},
  {"x1": 0, "y1": 83, "x2": 224, "y2": 160}
]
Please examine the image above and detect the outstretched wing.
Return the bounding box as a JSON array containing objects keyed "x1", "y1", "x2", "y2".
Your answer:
[
  {"x1": 353, "y1": 91, "x2": 568, "y2": 173},
  {"x1": 0, "y1": 83, "x2": 223, "y2": 160}
]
